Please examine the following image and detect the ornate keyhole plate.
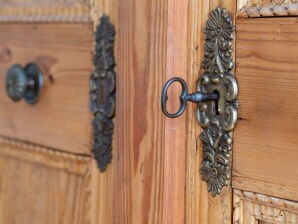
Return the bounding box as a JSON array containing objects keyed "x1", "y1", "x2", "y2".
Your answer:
[
  {"x1": 197, "y1": 7, "x2": 238, "y2": 196},
  {"x1": 89, "y1": 16, "x2": 116, "y2": 171}
]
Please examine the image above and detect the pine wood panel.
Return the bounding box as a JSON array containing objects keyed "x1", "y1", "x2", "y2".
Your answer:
[
  {"x1": 163, "y1": 0, "x2": 188, "y2": 223},
  {"x1": 0, "y1": 23, "x2": 93, "y2": 154},
  {"x1": 115, "y1": 0, "x2": 190, "y2": 222},
  {"x1": 233, "y1": 18, "x2": 298, "y2": 201},
  {"x1": 0, "y1": 137, "x2": 91, "y2": 224},
  {"x1": 115, "y1": 0, "x2": 167, "y2": 223},
  {"x1": 185, "y1": 1, "x2": 235, "y2": 223}
]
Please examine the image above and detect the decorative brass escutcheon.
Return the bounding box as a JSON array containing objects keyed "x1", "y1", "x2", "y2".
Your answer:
[
  {"x1": 89, "y1": 15, "x2": 116, "y2": 172},
  {"x1": 6, "y1": 63, "x2": 43, "y2": 104},
  {"x1": 161, "y1": 7, "x2": 238, "y2": 196}
]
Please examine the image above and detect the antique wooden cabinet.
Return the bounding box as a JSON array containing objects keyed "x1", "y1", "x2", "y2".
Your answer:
[{"x1": 0, "y1": 0, "x2": 297, "y2": 224}]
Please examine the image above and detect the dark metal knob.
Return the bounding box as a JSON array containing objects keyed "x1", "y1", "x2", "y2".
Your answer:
[
  {"x1": 6, "y1": 63, "x2": 43, "y2": 104},
  {"x1": 161, "y1": 77, "x2": 218, "y2": 118}
]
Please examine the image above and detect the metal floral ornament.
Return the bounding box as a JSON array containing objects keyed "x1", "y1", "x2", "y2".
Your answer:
[
  {"x1": 90, "y1": 16, "x2": 116, "y2": 171},
  {"x1": 197, "y1": 7, "x2": 238, "y2": 196}
]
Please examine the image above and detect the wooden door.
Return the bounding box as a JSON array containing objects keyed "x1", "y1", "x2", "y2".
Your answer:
[
  {"x1": 113, "y1": 1, "x2": 236, "y2": 224},
  {"x1": 113, "y1": 0, "x2": 298, "y2": 223}
]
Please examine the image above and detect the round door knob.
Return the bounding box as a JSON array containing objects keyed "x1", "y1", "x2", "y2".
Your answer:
[
  {"x1": 6, "y1": 63, "x2": 43, "y2": 104},
  {"x1": 6, "y1": 64, "x2": 26, "y2": 102}
]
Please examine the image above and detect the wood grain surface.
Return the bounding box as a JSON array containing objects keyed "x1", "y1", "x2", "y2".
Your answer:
[
  {"x1": 0, "y1": 23, "x2": 93, "y2": 154},
  {"x1": 163, "y1": 0, "x2": 188, "y2": 223},
  {"x1": 0, "y1": 137, "x2": 91, "y2": 224},
  {"x1": 233, "y1": 18, "x2": 298, "y2": 201},
  {"x1": 114, "y1": 0, "x2": 168, "y2": 223}
]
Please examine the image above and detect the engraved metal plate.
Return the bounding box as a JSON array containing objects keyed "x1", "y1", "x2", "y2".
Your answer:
[
  {"x1": 197, "y1": 7, "x2": 238, "y2": 196},
  {"x1": 89, "y1": 16, "x2": 116, "y2": 171}
]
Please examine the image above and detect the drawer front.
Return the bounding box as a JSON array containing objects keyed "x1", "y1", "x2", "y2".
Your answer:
[
  {"x1": 0, "y1": 23, "x2": 93, "y2": 154},
  {"x1": 233, "y1": 18, "x2": 298, "y2": 201}
]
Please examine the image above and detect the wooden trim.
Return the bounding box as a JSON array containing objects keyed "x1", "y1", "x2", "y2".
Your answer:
[
  {"x1": 0, "y1": 5, "x2": 91, "y2": 22},
  {"x1": 233, "y1": 189, "x2": 298, "y2": 223},
  {"x1": 237, "y1": 0, "x2": 298, "y2": 18},
  {"x1": 0, "y1": 136, "x2": 91, "y2": 175}
]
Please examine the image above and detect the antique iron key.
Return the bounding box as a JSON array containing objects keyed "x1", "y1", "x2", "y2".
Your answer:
[{"x1": 161, "y1": 77, "x2": 218, "y2": 118}]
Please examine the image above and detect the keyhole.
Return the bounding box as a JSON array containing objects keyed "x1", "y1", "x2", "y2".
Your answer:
[{"x1": 213, "y1": 90, "x2": 220, "y2": 115}]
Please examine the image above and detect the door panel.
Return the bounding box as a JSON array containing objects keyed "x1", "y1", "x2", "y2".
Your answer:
[
  {"x1": 0, "y1": 137, "x2": 91, "y2": 224},
  {"x1": 233, "y1": 18, "x2": 298, "y2": 201}
]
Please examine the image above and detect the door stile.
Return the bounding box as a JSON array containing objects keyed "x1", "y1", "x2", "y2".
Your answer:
[{"x1": 163, "y1": 0, "x2": 189, "y2": 223}]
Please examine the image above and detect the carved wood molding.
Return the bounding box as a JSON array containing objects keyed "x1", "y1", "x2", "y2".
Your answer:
[
  {"x1": 84, "y1": 167, "x2": 92, "y2": 224},
  {"x1": 0, "y1": 136, "x2": 91, "y2": 175},
  {"x1": 0, "y1": 5, "x2": 91, "y2": 22},
  {"x1": 237, "y1": 0, "x2": 298, "y2": 17},
  {"x1": 233, "y1": 189, "x2": 298, "y2": 223}
]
